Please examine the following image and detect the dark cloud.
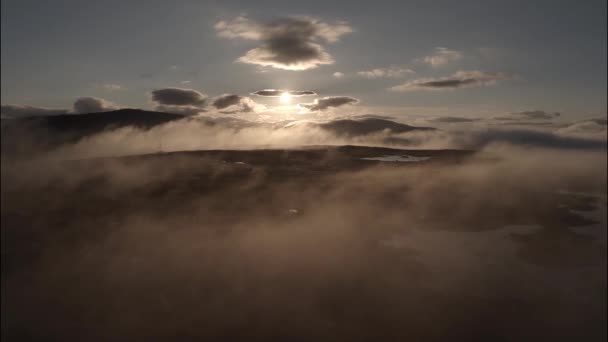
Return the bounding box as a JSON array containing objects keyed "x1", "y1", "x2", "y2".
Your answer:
[
  {"x1": 73, "y1": 97, "x2": 118, "y2": 114},
  {"x1": 211, "y1": 94, "x2": 264, "y2": 113},
  {"x1": 251, "y1": 89, "x2": 317, "y2": 97},
  {"x1": 1, "y1": 104, "x2": 69, "y2": 118},
  {"x1": 299, "y1": 96, "x2": 359, "y2": 111},
  {"x1": 215, "y1": 16, "x2": 352, "y2": 70},
  {"x1": 428, "y1": 116, "x2": 480, "y2": 123},
  {"x1": 390, "y1": 70, "x2": 511, "y2": 92},
  {"x1": 212, "y1": 94, "x2": 243, "y2": 109},
  {"x1": 495, "y1": 110, "x2": 561, "y2": 121},
  {"x1": 150, "y1": 88, "x2": 207, "y2": 107}
]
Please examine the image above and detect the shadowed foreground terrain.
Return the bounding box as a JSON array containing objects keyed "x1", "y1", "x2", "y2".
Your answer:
[{"x1": 1, "y1": 145, "x2": 606, "y2": 341}]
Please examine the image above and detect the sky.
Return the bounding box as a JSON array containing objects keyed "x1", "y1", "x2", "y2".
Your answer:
[{"x1": 1, "y1": 0, "x2": 606, "y2": 120}]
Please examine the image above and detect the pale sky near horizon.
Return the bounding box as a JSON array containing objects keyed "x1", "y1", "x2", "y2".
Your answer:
[{"x1": 1, "y1": 0, "x2": 606, "y2": 120}]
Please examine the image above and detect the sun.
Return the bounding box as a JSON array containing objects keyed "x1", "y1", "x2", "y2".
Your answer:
[{"x1": 279, "y1": 92, "x2": 292, "y2": 104}]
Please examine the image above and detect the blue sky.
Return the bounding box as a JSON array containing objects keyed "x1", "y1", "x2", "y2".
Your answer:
[{"x1": 1, "y1": 0, "x2": 606, "y2": 119}]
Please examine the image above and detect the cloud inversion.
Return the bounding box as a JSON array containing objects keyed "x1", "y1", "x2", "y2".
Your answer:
[
  {"x1": 422, "y1": 47, "x2": 463, "y2": 67},
  {"x1": 215, "y1": 16, "x2": 353, "y2": 70},
  {"x1": 73, "y1": 97, "x2": 118, "y2": 113},
  {"x1": 390, "y1": 70, "x2": 511, "y2": 92},
  {"x1": 299, "y1": 96, "x2": 359, "y2": 111}
]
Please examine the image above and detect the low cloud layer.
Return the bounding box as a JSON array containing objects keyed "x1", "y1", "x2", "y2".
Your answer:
[
  {"x1": 215, "y1": 16, "x2": 352, "y2": 70},
  {"x1": 390, "y1": 70, "x2": 511, "y2": 92},
  {"x1": 422, "y1": 47, "x2": 463, "y2": 67},
  {"x1": 2, "y1": 133, "x2": 605, "y2": 340},
  {"x1": 299, "y1": 96, "x2": 359, "y2": 111},
  {"x1": 3, "y1": 111, "x2": 606, "y2": 161},
  {"x1": 251, "y1": 89, "x2": 317, "y2": 97},
  {"x1": 73, "y1": 97, "x2": 118, "y2": 114}
]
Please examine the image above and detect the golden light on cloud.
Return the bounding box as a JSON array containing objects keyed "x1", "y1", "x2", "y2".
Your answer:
[{"x1": 279, "y1": 92, "x2": 292, "y2": 104}]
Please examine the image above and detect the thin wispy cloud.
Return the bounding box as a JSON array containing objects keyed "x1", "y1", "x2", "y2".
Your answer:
[
  {"x1": 215, "y1": 16, "x2": 353, "y2": 70},
  {"x1": 422, "y1": 47, "x2": 463, "y2": 67},
  {"x1": 98, "y1": 84, "x2": 123, "y2": 91},
  {"x1": 333, "y1": 71, "x2": 345, "y2": 78},
  {"x1": 357, "y1": 66, "x2": 414, "y2": 79}
]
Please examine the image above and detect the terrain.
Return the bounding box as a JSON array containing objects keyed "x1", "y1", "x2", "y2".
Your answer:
[{"x1": 1, "y1": 112, "x2": 606, "y2": 341}]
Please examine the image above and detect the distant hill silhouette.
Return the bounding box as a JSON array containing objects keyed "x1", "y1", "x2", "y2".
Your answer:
[
  {"x1": 17, "y1": 108, "x2": 184, "y2": 133},
  {"x1": 1, "y1": 110, "x2": 438, "y2": 158},
  {"x1": 318, "y1": 118, "x2": 436, "y2": 136},
  {"x1": 1, "y1": 109, "x2": 185, "y2": 156}
]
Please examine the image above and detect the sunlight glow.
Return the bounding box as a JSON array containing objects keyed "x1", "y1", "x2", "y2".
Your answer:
[{"x1": 279, "y1": 92, "x2": 292, "y2": 104}]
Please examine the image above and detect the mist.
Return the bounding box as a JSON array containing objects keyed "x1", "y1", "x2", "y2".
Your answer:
[{"x1": 2, "y1": 120, "x2": 606, "y2": 340}]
